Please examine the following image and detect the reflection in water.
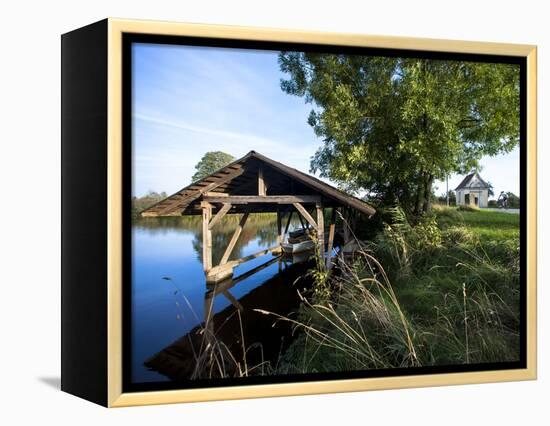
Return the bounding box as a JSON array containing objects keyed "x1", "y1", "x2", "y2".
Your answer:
[
  {"x1": 144, "y1": 258, "x2": 313, "y2": 381},
  {"x1": 137, "y1": 214, "x2": 280, "y2": 265},
  {"x1": 132, "y1": 214, "x2": 310, "y2": 383}
]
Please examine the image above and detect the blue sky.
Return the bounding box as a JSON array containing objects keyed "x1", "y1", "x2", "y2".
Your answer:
[{"x1": 132, "y1": 43, "x2": 520, "y2": 199}]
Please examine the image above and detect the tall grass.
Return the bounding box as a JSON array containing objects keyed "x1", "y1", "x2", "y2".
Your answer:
[
  {"x1": 264, "y1": 206, "x2": 520, "y2": 373},
  {"x1": 188, "y1": 308, "x2": 273, "y2": 379},
  {"x1": 155, "y1": 276, "x2": 273, "y2": 379},
  {"x1": 256, "y1": 249, "x2": 420, "y2": 373}
]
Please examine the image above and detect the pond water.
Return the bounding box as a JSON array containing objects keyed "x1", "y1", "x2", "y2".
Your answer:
[{"x1": 131, "y1": 214, "x2": 311, "y2": 384}]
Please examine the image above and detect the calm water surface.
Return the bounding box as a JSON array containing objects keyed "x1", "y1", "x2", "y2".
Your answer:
[{"x1": 132, "y1": 214, "x2": 309, "y2": 383}]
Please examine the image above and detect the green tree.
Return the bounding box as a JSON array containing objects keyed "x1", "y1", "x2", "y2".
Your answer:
[
  {"x1": 487, "y1": 181, "x2": 495, "y2": 198},
  {"x1": 437, "y1": 190, "x2": 456, "y2": 205},
  {"x1": 191, "y1": 151, "x2": 235, "y2": 183},
  {"x1": 506, "y1": 192, "x2": 520, "y2": 208},
  {"x1": 279, "y1": 53, "x2": 520, "y2": 215},
  {"x1": 132, "y1": 190, "x2": 168, "y2": 217}
]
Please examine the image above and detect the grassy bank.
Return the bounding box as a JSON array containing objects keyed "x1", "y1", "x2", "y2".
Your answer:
[{"x1": 269, "y1": 206, "x2": 520, "y2": 373}]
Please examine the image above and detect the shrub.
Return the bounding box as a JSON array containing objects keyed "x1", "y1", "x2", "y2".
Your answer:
[
  {"x1": 442, "y1": 226, "x2": 474, "y2": 245},
  {"x1": 433, "y1": 206, "x2": 464, "y2": 229},
  {"x1": 373, "y1": 207, "x2": 442, "y2": 274},
  {"x1": 457, "y1": 205, "x2": 479, "y2": 212}
]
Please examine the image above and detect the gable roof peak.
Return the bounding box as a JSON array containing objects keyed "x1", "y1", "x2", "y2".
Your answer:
[
  {"x1": 140, "y1": 150, "x2": 376, "y2": 217},
  {"x1": 455, "y1": 171, "x2": 489, "y2": 190}
]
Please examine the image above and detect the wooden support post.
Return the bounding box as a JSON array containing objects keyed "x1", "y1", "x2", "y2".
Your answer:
[
  {"x1": 258, "y1": 166, "x2": 266, "y2": 196},
  {"x1": 220, "y1": 211, "x2": 249, "y2": 265},
  {"x1": 327, "y1": 208, "x2": 337, "y2": 270},
  {"x1": 201, "y1": 202, "x2": 212, "y2": 272},
  {"x1": 316, "y1": 203, "x2": 325, "y2": 263},
  {"x1": 208, "y1": 203, "x2": 232, "y2": 229},
  {"x1": 203, "y1": 195, "x2": 321, "y2": 204}
]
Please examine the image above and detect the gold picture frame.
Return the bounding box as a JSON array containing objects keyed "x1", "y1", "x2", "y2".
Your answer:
[{"x1": 61, "y1": 18, "x2": 537, "y2": 407}]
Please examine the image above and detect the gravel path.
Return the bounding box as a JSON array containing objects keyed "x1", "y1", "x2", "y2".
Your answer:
[{"x1": 483, "y1": 208, "x2": 520, "y2": 214}]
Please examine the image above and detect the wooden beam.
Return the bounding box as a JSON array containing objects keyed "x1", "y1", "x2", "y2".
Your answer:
[
  {"x1": 220, "y1": 211, "x2": 249, "y2": 265},
  {"x1": 258, "y1": 166, "x2": 266, "y2": 196},
  {"x1": 208, "y1": 203, "x2": 232, "y2": 229},
  {"x1": 327, "y1": 208, "x2": 337, "y2": 270},
  {"x1": 209, "y1": 245, "x2": 280, "y2": 276},
  {"x1": 204, "y1": 191, "x2": 229, "y2": 197},
  {"x1": 316, "y1": 203, "x2": 325, "y2": 263},
  {"x1": 203, "y1": 195, "x2": 321, "y2": 204},
  {"x1": 230, "y1": 245, "x2": 280, "y2": 267},
  {"x1": 201, "y1": 203, "x2": 213, "y2": 272},
  {"x1": 207, "y1": 255, "x2": 280, "y2": 291},
  {"x1": 205, "y1": 267, "x2": 233, "y2": 284},
  {"x1": 293, "y1": 202, "x2": 317, "y2": 228}
]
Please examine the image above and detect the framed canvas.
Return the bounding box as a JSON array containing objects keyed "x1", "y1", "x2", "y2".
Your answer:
[{"x1": 61, "y1": 18, "x2": 537, "y2": 407}]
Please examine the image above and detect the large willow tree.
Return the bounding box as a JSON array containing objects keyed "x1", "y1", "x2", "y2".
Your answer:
[{"x1": 279, "y1": 53, "x2": 520, "y2": 215}]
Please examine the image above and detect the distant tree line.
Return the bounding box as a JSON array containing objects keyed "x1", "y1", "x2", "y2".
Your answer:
[
  {"x1": 488, "y1": 192, "x2": 520, "y2": 208},
  {"x1": 435, "y1": 191, "x2": 456, "y2": 205},
  {"x1": 131, "y1": 152, "x2": 236, "y2": 218},
  {"x1": 132, "y1": 191, "x2": 168, "y2": 218}
]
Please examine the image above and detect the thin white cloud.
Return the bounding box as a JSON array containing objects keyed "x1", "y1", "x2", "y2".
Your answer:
[{"x1": 134, "y1": 113, "x2": 283, "y2": 151}]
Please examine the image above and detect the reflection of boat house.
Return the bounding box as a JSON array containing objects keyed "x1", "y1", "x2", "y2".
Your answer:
[
  {"x1": 141, "y1": 151, "x2": 375, "y2": 283},
  {"x1": 455, "y1": 172, "x2": 490, "y2": 208},
  {"x1": 144, "y1": 259, "x2": 312, "y2": 380}
]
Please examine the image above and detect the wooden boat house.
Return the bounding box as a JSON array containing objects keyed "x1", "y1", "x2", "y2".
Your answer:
[{"x1": 141, "y1": 151, "x2": 375, "y2": 283}]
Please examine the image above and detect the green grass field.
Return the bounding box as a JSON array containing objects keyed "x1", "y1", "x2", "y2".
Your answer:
[
  {"x1": 273, "y1": 205, "x2": 521, "y2": 374},
  {"x1": 460, "y1": 209, "x2": 519, "y2": 240}
]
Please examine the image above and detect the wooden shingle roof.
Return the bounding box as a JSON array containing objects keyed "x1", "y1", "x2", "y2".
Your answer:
[{"x1": 141, "y1": 151, "x2": 376, "y2": 217}]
